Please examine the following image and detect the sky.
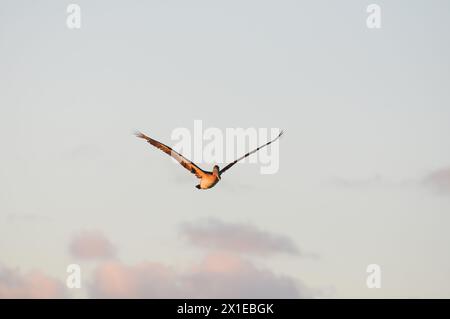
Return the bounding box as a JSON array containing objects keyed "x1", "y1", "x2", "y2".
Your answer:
[{"x1": 1, "y1": 0, "x2": 450, "y2": 298}]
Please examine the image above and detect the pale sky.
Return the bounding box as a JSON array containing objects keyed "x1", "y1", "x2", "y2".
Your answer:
[{"x1": 1, "y1": 0, "x2": 450, "y2": 298}]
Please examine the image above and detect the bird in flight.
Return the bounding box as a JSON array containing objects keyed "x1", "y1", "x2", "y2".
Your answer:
[{"x1": 135, "y1": 130, "x2": 284, "y2": 190}]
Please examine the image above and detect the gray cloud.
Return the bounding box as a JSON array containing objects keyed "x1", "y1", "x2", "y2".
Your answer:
[
  {"x1": 180, "y1": 218, "x2": 300, "y2": 256},
  {"x1": 69, "y1": 230, "x2": 117, "y2": 260}
]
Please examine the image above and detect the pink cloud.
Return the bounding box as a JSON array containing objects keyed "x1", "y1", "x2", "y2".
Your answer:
[
  {"x1": 69, "y1": 230, "x2": 116, "y2": 260},
  {"x1": 1, "y1": 221, "x2": 313, "y2": 298},
  {"x1": 87, "y1": 221, "x2": 310, "y2": 298},
  {"x1": 0, "y1": 265, "x2": 66, "y2": 298},
  {"x1": 184, "y1": 252, "x2": 306, "y2": 298},
  {"x1": 180, "y1": 218, "x2": 300, "y2": 256},
  {"x1": 423, "y1": 167, "x2": 450, "y2": 194},
  {"x1": 89, "y1": 252, "x2": 309, "y2": 298},
  {"x1": 90, "y1": 261, "x2": 179, "y2": 298}
]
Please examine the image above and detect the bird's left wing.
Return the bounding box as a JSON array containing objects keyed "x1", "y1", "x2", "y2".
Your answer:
[
  {"x1": 135, "y1": 132, "x2": 207, "y2": 179},
  {"x1": 219, "y1": 130, "x2": 284, "y2": 175}
]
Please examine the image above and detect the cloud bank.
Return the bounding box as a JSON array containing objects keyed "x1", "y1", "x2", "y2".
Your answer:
[
  {"x1": 88, "y1": 220, "x2": 308, "y2": 298},
  {"x1": 1, "y1": 219, "x2": 312, "y2": 298},
  {"x1": 180, "y1": 218, "x2": 300, "y2": 256},
  {"x1": 89, "y1": 252, "x2": 306, "y2": 298},
  {"x1": 0, "y1": 265, "x2": 66, "y2": 298}
]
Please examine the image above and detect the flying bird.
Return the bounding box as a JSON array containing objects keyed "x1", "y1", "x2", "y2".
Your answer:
[{"x1": 135, "y1": 130, "x2": 284, "y2": 190}]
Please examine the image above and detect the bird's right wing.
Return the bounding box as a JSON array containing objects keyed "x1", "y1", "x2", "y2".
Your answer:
[
  {"x1": 135, "y1": 132, "x2": 207, "y2": 179},
  {"x1": 220, "y1": 130, "x2": 284, "y2": 175}
]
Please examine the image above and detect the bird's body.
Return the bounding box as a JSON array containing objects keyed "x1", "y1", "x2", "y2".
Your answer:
[
  {"x1": 135, "y1": 130, "x2": 283, "y2": 190},
  {"x1": 197, "y1": 172, "x2": 220, "y2": 189}
]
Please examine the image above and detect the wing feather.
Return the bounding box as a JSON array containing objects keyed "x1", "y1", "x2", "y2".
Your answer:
[
  {"x1": 135, "y1": 132, "x2": 207, "y2": 179},
  {"x1": 219, "y1": 130, "x2": 284, "y2": 175}
]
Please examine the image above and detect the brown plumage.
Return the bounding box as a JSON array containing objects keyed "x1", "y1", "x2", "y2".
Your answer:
[{"x1": 135, "y1": 130, "x2": 283, "y2": 190}]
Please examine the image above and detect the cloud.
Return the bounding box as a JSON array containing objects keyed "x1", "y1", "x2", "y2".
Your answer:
[
  {"x1": 89, "y1": 252, "x2": 308, "y2": 298},
  {"x1": 69, "y1": 230, "x2": 116, "y2": 260},
  {"x1": 0, "y1": 265, "x2": 66, "y2": 298},
  {"x1": 184, "y1": 252, "x2": 308, "y2": 298},
  {"x1": 89, "y1": 221, "x2": 312, "y2": 298},
  {"x1": 2, "y1": 221, "x2": 314, "y2": 298},
  {"x1": 180, "y1": 218, "x2": 300, "y2": 256},
  {"x1": 89, "y1": 261, "x2": 178, "y2": 298},
  {"x1": 422, "y1": 167, "x2": 450, "y2": 194}
]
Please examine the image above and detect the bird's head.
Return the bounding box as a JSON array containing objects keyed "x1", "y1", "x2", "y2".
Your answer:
[{"x1": 213, "y1": 165, "x2": 220, "y2": 178}]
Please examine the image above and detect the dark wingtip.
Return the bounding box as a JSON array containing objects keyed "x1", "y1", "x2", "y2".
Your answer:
[
  {"x1": 279, "y1": 129, "x2": 285, "y2": 138},
  {"x1": 134, "y1": 131, "x2": 147, "y2": 139}
]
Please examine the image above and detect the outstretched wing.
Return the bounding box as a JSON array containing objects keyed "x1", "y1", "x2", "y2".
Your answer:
[
  {"x1": 219, "y1": 130, "x2": 284, "y2": 175},
  {"x1": 135, "y1": 132, "x2": 207, "y2": 179}
]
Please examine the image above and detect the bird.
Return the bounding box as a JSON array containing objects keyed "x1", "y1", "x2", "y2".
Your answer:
[{"x1": 135, "y1": 129, "x2": 284, "y2": 190}]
